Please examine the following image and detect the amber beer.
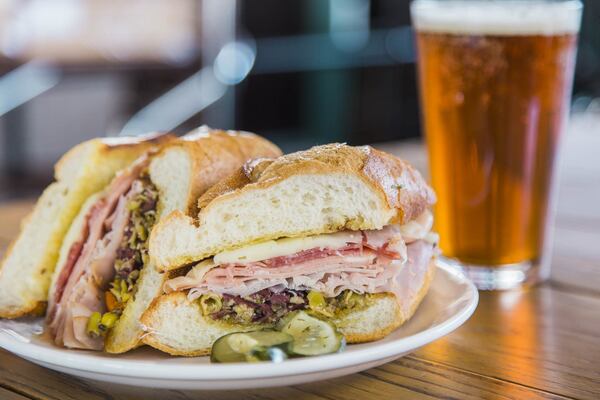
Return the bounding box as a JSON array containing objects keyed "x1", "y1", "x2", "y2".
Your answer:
[{"x1": 411, "y1": 0, "x2": 582, "y2": 288}]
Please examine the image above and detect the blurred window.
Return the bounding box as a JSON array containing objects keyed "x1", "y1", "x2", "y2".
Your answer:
[{"x1": 0, "y1": 0, "x2": 198, "y2": 64}]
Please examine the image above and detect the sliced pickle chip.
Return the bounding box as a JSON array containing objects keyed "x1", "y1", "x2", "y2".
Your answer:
[
  {"x1": 249, "y1": 346, "x2": 288, "y2": 363},
  {"x1": 210, "y1": 330, "x2": 293, "y2": 363},
  {"x1": 279, "y1": 311, "x2": 345, "y2": 356}
]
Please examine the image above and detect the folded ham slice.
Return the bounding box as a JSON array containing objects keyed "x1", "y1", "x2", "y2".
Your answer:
[
  {"x1": 47, "y1": 159, "x2": 147, "y2": 349},
  {"x1": 164, "y1": 225, "x2": 435, "y2": 307}
]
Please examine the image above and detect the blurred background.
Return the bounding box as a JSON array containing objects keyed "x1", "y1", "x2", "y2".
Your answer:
[{"x1": 0, "y1": 0, "x2": 598, "y2": 200}]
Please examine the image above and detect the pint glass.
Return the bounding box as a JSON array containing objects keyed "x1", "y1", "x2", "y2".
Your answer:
[{"x1": 411, "y1": 0, "x2": 582, "y2": 289}]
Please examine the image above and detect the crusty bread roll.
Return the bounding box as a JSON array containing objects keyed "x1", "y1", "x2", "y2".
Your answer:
[
  {"x1": 150, "y1": 143, "x2": 436, "y2": 271},
  {"x1": 43, "y1": 127, "x2": 281, "y2": 353},
  {"x1": 0, "y1": 133, "x2": 172, "y2": 318}
]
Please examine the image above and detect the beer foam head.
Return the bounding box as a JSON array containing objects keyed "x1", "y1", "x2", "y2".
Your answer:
[{"x1": 411, "y1": 0, "x2": 582, "y2": 36}]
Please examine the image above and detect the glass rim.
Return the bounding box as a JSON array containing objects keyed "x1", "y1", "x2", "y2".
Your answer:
[
  {"x1": 410, "y1": 0, "x2": 583, "y2": 35},
  {"x1": 411, "y1": 0, "x2": 583, "y2": 11}
]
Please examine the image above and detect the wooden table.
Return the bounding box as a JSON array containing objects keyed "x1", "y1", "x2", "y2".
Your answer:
[{"x1": 1, "y1": 117, "x2": 599, "y2": 399}]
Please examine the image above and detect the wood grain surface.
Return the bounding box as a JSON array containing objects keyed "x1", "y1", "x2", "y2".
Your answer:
[{"x1": 0, "y1": 120, "x2": 599, "y2": 399}]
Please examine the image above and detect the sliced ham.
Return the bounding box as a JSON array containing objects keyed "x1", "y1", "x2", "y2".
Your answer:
[
  {"x1": 189, "y1": 251, "x2": 384, "y2": 298},
  {"x1": 54, "y1": 193, "x2": 134, "y2": 349},
  {"x1": 48, "y1": 159, "x2": 148, "y2": 349},
  {"x1": 391, "y1": 239, "x2": 434, "y2": 315},
  {"x1": 58, "y1": 278, "x2": 106, "y2": 350},
  {"x1": 165, "y1": 225, "x2": 435, "y2": 306},
  {"x1": 399, "y1": 210, "x2": 434, "y2": 243},
  {"x1": 49, "y1": 238, "x2": 85, "y2": 318}
]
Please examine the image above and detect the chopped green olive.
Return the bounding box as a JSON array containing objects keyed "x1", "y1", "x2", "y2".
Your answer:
[
  {"x1": 232, "y1": 304, "x2": 254, "y2": 323},
  {"x1": 100, "y1": 312, "x2": 118, "y2": 330},
  {"x1": 86, "y1": 312, "x2": 101, "y2": 337},
  {"x1": 307, "y1": 291, "x2": 325, "y2": 308},
  {"x1": 127, "y1": 200, "x2": 140, "y2": 211},
  {"x1": 341, "y1": 290, "x2": 363, "y2": 308},
  {"x1": 307, "y1": 290, "x2": 333, "y2": 317},
  {"x1": 199, "y1": 293, "x2": 223, "y2": 315},
  {"x1": 135, "y1": 222, "x2": 147, "y2": 241}
]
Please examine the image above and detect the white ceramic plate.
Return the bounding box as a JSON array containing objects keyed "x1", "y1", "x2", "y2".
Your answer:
[{"x1": 0, "y1": 262, "x2": 477, "y2": 390}]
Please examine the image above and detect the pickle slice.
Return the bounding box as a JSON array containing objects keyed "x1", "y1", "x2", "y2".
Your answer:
[
  {"x1": 210, "y1": 330, "x2": 293, "y2": 363},
  {"x1": 279, "y1": 311, "x2": 345, "y2": 356}
]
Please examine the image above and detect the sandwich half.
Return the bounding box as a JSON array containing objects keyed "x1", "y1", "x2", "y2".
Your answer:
[
  {"x1": 142, "y1": 143, "x2": 437, "y2": 356},
  {"x1": 0, "y1": 133, "x2": 172, "y2": 319},
  {"x1": 45, "y1": 127, "x2": 281, "y2": 352}
]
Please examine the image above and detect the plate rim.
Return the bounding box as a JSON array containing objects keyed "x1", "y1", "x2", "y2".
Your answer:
[{"x1": 0, "y1": 262, "x2": 478, "y2": 381}]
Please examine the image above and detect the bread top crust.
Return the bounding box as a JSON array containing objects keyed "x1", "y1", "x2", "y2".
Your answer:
[
  {"x1": 197, "y1": 143, "x2": 435, "y2": 224},
  {"x1": 154, "y1": 127, "x2": 282, "y2": 215},
  {"x1": 54, "y1": 132, "x2": 175, "y2": 183},
  {"x1": 361, "y1": 146, "x2": 436, "y2": 223}
]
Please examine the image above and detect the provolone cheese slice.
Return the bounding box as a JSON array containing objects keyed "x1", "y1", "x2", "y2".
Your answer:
[{"x1": 214, "y1": 231, "x2": 362, "y2": 265}]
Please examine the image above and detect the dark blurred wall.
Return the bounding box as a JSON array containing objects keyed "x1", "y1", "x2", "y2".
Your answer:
[
  {"x1": 575, "y1": 0, "x2": 600, "y2": 97},
  {"x1": 236, "y1": 0, "x2": 418, "y2": 152},
  {"x1": 235, "y1": 0, "x2": 600, "y2": 152}
]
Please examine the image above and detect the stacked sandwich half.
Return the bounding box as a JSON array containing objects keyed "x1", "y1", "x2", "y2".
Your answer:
[
  {"x1": 142, "y1": 143, "x2": 437, "y2": 355},
  {"x1": 0, "y1": 127, "x2": 281, "y2": 353}
]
